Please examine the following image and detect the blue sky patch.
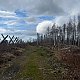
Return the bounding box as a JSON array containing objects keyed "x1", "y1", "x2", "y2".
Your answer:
[{"x1": 38, "y1": 16, "x2": 55, "y2": 20}]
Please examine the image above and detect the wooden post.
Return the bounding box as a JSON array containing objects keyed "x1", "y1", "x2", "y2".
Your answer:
[
  {"x1": 14, "y1": 37, "x2": 19, "y2": 43},
  {"x1": 9, "y1": 36, "x2": 14, "y2": 44},
  {"x1": 1, "y1": 34, "x2": 8, "y2": 44}
]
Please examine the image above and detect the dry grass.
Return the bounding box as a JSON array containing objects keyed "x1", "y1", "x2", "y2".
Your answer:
[{"x1": 57, "y1": 46, "x2": 80, "y2": 80}]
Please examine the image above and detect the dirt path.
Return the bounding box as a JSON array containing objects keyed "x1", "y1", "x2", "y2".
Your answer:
[{"x1": 0, "y1": 46, "x2": 66, "y2": 80}]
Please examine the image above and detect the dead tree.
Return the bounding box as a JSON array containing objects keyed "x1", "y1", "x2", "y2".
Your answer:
[
  {"x1": 63, "y1": 24, "x2": 66, "y2": 44},
  {"x1": 67, "y1": 21, "x2": 73, "y2": 45},
  {"x1": 77, "y1": 15, "x2": 80, "y2": 46},
  {"x1": 37, "y1": 33, "x2": 40, "y2": 45},
  {"x1": 72, "y1": 16, "x2": 76, "y2": 45},
  {"x1": 59, "y1": 27, "x2": 63, "y2": 44},
  {"x1": 51, "y1": 24, "x2": 56, "y2": 45},
  {"x1": 46, "y1": 27, "x2": 51, "y2": 44}
]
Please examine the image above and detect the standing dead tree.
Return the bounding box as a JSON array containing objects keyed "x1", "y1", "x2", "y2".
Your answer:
[
  {"x1": 37, "y1": 33, "x2": 40, "y2": 45},
  {"x1": 62, "y1": 24, "x2": 66, "y2": 44},
  {"x1": 36, "y1": 15, "x2": 80, "y2": 47}
]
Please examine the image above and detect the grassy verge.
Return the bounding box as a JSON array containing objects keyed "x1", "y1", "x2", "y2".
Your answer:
[{"x1": 13, "y1": 46, "x2": 66, "y2": 80}]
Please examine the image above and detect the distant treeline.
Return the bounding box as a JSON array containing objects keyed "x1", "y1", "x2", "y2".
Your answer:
[{"x1": 37, "y1": 15, "x2": 80, "y2": 46}]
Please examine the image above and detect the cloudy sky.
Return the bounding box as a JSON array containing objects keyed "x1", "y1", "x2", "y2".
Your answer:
[{"x1": 0, "y1": 0, "x2": 79, "y2": 41}]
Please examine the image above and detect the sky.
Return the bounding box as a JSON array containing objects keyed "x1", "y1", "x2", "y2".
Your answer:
[{"x1": 0, "y1": 0, "x2": 79, "y2": 41}]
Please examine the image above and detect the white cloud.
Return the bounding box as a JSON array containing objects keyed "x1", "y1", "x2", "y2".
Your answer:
[
  {"x1": 0, "y1": 0, "x2": 80, "y2": 40},
  {"x1": 0, "y1": 28, "x2": 7, "y2": 33},
  {"x1": 0, "y1": 10, "x2": 15, "y2": 15},
  {"x1": 53, "y1": 0, "x2": 80, "y2": 15},
  {"x1": 0, "y1": 0, "x2": 66, "y2": 16},
  {"x1": 0, "y1": 10, "x2": 27, "y2": 26},
  {"x1": 0, "y1": 0, "x2": 79, "y2": 16},
  {"x1": 0, "y1": 28, "x2": 36, "y2": 41},
  {"x1": 53, "y1": 16, "x2": 70, "y2": 26},
  {"x1": 0, "y1": 10, "x2": 17, "y2": 18},
  {"x1": 4, "y1": 20, "x2": 17, "y2": 25},
  {"x1": 36, "y1": 21, "x2": 53, "y2": 34},
  {"x1": 25, "y1": 17, "x2": 36, "y2": 23}
]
